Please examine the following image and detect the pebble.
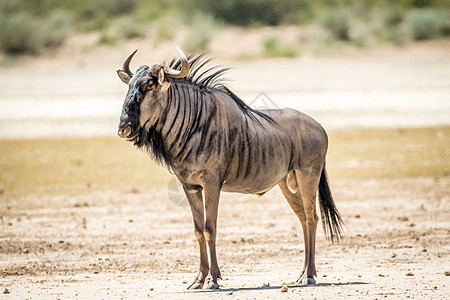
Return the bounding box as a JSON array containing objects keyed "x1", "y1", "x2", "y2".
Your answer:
[
  {"x1": 280, "y1": 285, "x2": 288, "y2": 293},
  {"x1": 3, "y1": 288, "x2": 10, "y2": 294},
  {"x1": 444, "y1": 271, "x2": 450, "y2": 276},
  {"x1": 406, "y1": 272, "x2": 414, "y2": 276}
]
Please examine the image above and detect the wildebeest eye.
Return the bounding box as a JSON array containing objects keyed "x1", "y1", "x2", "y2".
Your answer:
[{"x1": 141, "y1": 79, "x2": 156, "y2": 92}]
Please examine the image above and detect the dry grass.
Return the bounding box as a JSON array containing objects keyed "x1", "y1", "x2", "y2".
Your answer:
[
  {"x1": 0, "y1": 127, "x2": 448, "y2": 200},
  {"x1": 0, "y1": 138, "x2": 170, "y2": 199},
  {"x1": 327, "y1": 126, "x2": 449, "y2": 179}
]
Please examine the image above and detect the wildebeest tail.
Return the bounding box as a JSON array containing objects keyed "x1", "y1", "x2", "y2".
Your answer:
[{"x1": 318, "y1": 164, "x2": 344, "y2": 243}]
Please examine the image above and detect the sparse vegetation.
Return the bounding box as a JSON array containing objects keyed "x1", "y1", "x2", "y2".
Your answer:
[
  {"x1": 262, "y1": 37, "x2": 299, "y2": 58},
  {"x1": 0, "y1": 0, "x2": 449, "y2": 56},
  {"x1": 0, "y1": 127, "x2": 447, "y2": 197},
  {"x1": 183, "y1": 13, "x2": 220, "y2": 52},
  {"x1": 318, "y1": 9, "x2": 352, "y2": 41},
  {"x1": 405, "y1": 9, "x2": 449, "y2": 40}
]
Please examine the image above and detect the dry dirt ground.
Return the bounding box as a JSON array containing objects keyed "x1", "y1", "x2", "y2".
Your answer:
[
  {"x1": 0, "y1": 178, "x2": 449, "y2": 299},
  {"x1": 0, "y1": 36, "x2": 449, "y2": 299}
]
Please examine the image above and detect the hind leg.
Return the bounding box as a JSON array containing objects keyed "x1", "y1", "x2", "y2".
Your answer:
[
  {"x1": 296, "y1": 169, "x2": 322, "y2": 285},
  {"x1": 278, "y1": 174, "x2": 311, "y2": 283}
]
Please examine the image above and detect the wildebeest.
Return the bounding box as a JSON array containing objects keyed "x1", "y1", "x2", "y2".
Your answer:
[{"x1": 116, "y1": 48, "x2": 343, "y2": 289}]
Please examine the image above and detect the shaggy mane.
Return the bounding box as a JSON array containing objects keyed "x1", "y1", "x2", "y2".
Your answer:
[{"x1": 167, "y1": 54, "x2": 274, "y2": 124}]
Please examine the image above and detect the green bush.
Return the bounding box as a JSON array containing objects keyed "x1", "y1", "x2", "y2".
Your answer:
[
  {"x1": 406, "y1": 9, "x2": 448, "y2": 40},
  {"x1": 318, "y1": 9, "x2": 352, "y2": 41},
  {"x1": 97, "y1": 34, "x2": 118, "y2": 46},
  {"x1": 183, "y1": 13, "x2": 219, "y2": 52},
  {"x1": 263, "y1": 37, "x2": 299, "y2": 58},
  {"x1": 0, "y1": 7, "x2": 73, "y2": 55},
  {"x1": 306, "y1": 26, "x2": 334, "y2": 53},
  {"x1": 350, "y1": 20, "x2": 372, "y2": 47},
  {"x1": 115, "y1": 17, "x2": 146, "y2": 40},
  {"x1": 0, "y1": 12, "x2": 42, "y2": 54},
  {"x1": 184, "y1": 0, "x2": 311, "y2": 26},
  {"x1": 39, "y1": 10, "x2": 73, "y2": 48}
]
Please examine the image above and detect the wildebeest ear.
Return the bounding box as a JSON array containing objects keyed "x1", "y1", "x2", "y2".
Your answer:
[
  {"x1": 157, "y1": 67, "x2": 170, "y2": 92},
  {"x1": 157, "y1": 67, "x2": 166, "y2": 86},
  {"x1": 117, "y1": 69, "x2": 131, "y2": 84}
]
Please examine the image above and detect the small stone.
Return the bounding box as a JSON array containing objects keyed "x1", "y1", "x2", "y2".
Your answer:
[
  {"x1": 23, "y1": 248, "x2": 29, "y2": 254},
  {"x1": 149, "y1": 288, "x2": 154, "y2": 291},
  {"x1": 280, "y1": 285, "x2": 288, "y2": 293},
  {"x1": 3, "y1": 288, "x2": 10, "y2": 294},
  {"x1": 262, "y1": 282, "x2": 270, "y2": 287},
  {"x1": 378, "y1": 274, "x2": 385, "y2": 277},
  {"x1": 182, "y1": 280, "x2": 187, "y2": 284},
  {"x1": 227, "y1": 291, "x2": 233, "y2": 295},
  {"x1": 406, "y1": 272, "x2": 414, "y2": 276},
  {"x1": 444, "y1": 271, "x2": 450, "y2": 276}
]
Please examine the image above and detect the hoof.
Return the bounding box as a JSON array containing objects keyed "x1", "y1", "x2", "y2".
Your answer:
[
  {"x1": 299, "y1": 277, "x2": 316, "y2": 285},
  {"x1": 187, "y1": 281, "x2": 203, "y2": 290},
  {"x1": 202, "y1": 281, "x2": 220, "y2": 290}
]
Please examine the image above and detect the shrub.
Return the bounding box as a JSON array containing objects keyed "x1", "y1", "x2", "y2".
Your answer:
[
  {"x1": 0, "y1": 9, "x2": 73, "y2": 55},
  {"x1": 373, "y1": 7, "x2": 408, "y2": 45},
  {"x1": 183, "y1": 13, "x2": 219, "y2": 52},
  {"x1": 39, "y1": 10, "x2": 73, "y2": 48},
  {"x1": 0, "y1": 12, "x2": 42, "y2": 54},
  {"x1": 405, "y1": 9, "x2": 447, "y2": 40},
  {"x1": 97, "y1": 34, "x2": 118, "y2": 46},
  {"x1": 318, "y1": 9, "x2": 352, "y2": 41},
  {"x1": 263, "y1": 37, "x2": 299, "y2": 58},
  {"x1": 115, "y1": 17, "x2": 146, "y2": 40},
  {"x1": 306, "y1": 26, "x2": 334, "y2": 53},
  {"x1": 184, "y1": 0, "x2": 310, "y2": 26},
  {"x1": 350, "y1": 20, "x2": 372, "y2": 47}
]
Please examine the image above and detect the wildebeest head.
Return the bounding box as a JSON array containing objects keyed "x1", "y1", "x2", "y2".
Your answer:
[{"x1": 116, "y1": 48, "x2": 190, "y2": 141}]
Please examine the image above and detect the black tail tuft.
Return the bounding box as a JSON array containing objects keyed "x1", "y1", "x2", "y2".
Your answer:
[{"x1": 318, "y1": 164, "x2": 344, "y2": 243}]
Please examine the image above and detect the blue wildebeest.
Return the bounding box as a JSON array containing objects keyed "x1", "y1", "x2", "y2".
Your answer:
[{"x1": 116, "y1": 48, "x2": 343, "y2": 289}]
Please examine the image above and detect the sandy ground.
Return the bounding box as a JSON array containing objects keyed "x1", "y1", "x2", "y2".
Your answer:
[
  {"x1": 0, "y1": 36, "x2": 449, "y2": 299},
  {"x1": 0, "y1": 178, "x2": 449, "y2": 299}
]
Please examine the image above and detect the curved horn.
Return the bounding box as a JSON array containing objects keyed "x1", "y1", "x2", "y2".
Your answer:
[
  {"x1": 122, "y1": 49, "x2": 138, "y2": 77},
  {"x1": 164, "y1": 47, "x2": 190, "y2": 78}
]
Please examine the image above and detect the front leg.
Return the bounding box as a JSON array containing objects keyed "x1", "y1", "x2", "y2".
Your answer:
[
  {"x1": 184, "y1": 187, "x2": 209, "y2": 290},
  {"x1": 202, "y1": 178, "x2": 222, "y2": 289}
]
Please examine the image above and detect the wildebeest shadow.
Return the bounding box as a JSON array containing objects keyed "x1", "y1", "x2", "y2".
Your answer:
[{"x1": 179, "y1": 281, "x2": 369, "y2": 294}]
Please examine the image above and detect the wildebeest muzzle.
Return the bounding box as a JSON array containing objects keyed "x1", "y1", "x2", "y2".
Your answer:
[
  {"x1": 118, "y1": 123, "x2": 135, "y2": 139},
  {"x1": 118, "y1": 89, "x2": 140, "y2": 141}
]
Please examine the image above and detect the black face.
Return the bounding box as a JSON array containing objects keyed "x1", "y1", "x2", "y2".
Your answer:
[{"x1": 117, "y1": 67, "x2": 156, "y2": 140}]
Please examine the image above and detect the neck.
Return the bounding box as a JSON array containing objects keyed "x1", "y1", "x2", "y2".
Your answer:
[{"x1": 136, "y1": 82, "x2": 209, "y2": 169}]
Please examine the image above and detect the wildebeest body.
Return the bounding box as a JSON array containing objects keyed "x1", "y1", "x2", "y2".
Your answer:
[{"x1": 116, "y1": 49, "x2": 342, "y2": 290}]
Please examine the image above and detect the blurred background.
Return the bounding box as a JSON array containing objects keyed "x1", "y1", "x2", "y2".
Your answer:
[{"x1": 0, "y1": 2, "x2": 449, "y2": 297}]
